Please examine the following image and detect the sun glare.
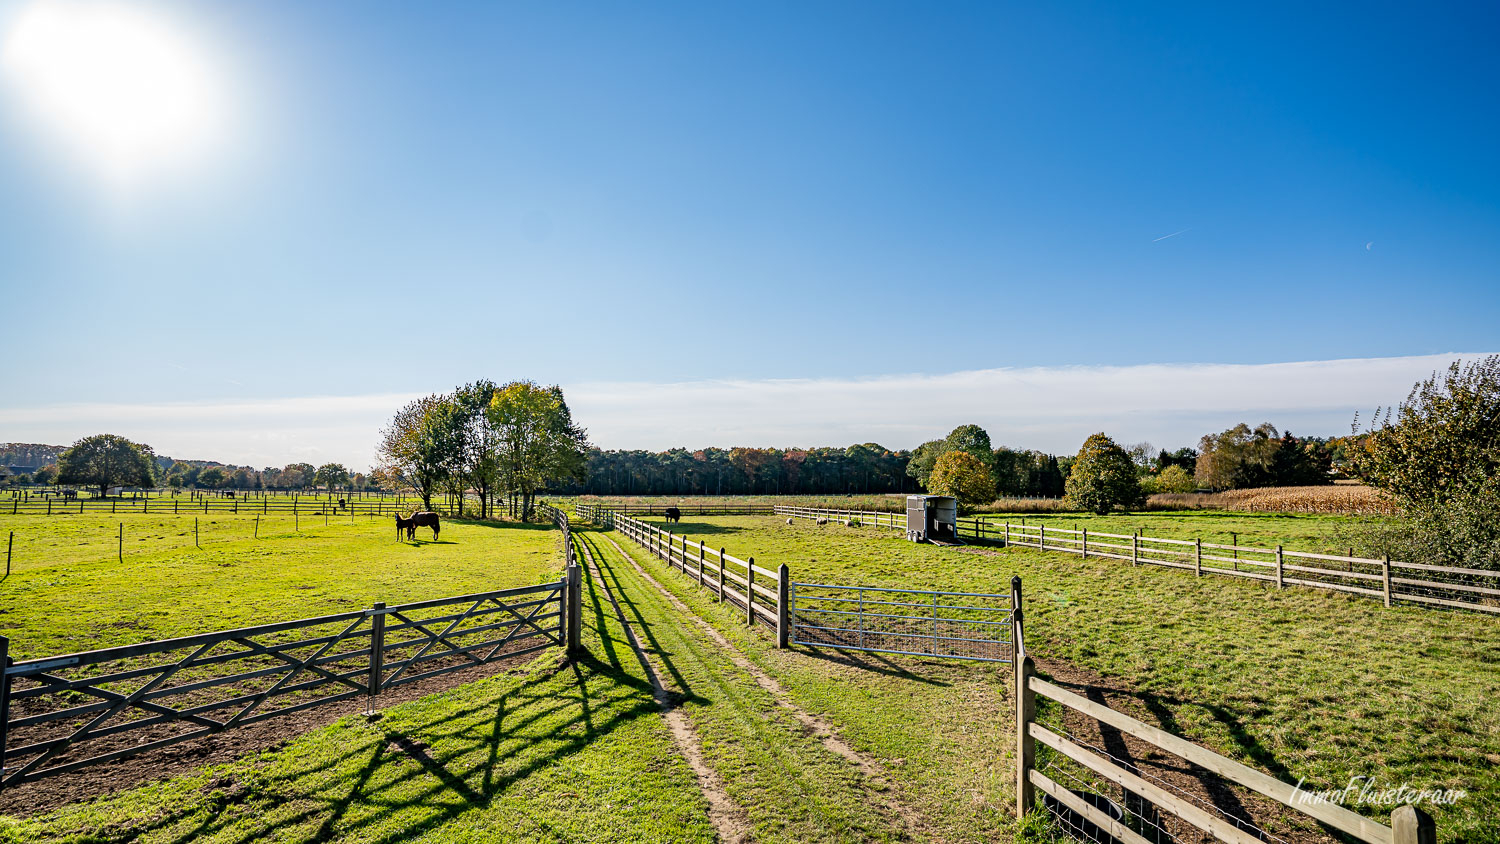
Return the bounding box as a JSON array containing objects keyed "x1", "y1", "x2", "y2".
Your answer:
[{"x1": 1, "y1": 0, "x2": 227, "y2": 186}]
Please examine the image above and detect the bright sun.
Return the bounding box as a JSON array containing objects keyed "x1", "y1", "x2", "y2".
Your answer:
[{"x1": 1, "y1": 0, "x2": 226, "y2": 185}]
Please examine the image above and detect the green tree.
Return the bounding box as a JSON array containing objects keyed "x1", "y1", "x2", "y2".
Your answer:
[
  {"x1": 378, "y1": 395, "x2": 452, "y2": 511},
  {"x1": 488, "y1": 381, "x2": 589, "y2": 520},
  {"x1": 1154, "y1": 464, "x2": 1196, "y2": 493},
  {"x1": 944, "y1": 424, "x2": 993, "y2": 467},
  {"x1": 315, "y1": 463, "x2": 350, "y2": 492},
  {"x1": 197, "y1": 467, "x2": 227, "y2": 489},
  {"x1": 1065, "y1": 433, "x2": 1142, "y2": 515},
  {"x1": 55, "y1": 434, "x2": 157, "y2": 497},
  {"x1": 32, "y1": 465, "x2": 55, "y2": 485},
  {"x1": 1356, "y1": 356, "x2": 1500, "y2": 506},
  {"x1": 928, "y1": 451, "x2": 997, "y2": 507}
]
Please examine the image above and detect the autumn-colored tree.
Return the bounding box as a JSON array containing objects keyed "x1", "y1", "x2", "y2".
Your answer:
[
  {"x1": 928, "y1": 451, "x2": 997, "y2": 507},
  {"x1": 1065, "y1": 433, "x2": 1143, "y2": 515}
]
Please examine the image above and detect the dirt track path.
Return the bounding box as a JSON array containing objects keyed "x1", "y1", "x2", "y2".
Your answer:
[
  {"x1": 591, "y1": 529, "x2": 935, "y2": 841},
  {"x1": 574, "y1": 534, "x2": 752, "y2": 843}
]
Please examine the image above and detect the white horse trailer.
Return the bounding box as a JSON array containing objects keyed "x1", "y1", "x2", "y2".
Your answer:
[{"x1": 905, "y1": 495, "x2": 959, "y2": 544}]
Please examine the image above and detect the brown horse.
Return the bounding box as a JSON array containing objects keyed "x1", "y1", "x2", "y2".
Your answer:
[
  {"x1": 394, "y1": 514, "x2": 416, "y2": 540},
  {"x1": 409, "y1": 510, "x2": 440, "y2": 540}
]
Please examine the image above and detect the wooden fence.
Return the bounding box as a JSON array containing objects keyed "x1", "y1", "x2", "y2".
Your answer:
[
  {"x1": 775, "y1": 505, "x2": 1500, "y2": 616},
  {"x1": 0, "y1": 512, "x2": 586, "y2": 790},
  {"x1": 4, "y1": 497, "x2": 451, "y2": 517},
  {"x1": 580, "y1": 507, "x2": 791, "y2": 647},
  {"x1": 1009, "y1": 576, "x2": 1437, "y2": 844}
]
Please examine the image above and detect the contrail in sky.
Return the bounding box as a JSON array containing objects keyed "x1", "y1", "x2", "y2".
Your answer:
[{"x1": 1152, "y1": 227, "x2": 1191, "y2": 242}]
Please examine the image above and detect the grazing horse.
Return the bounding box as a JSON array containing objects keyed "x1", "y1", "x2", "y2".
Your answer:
[
  {"x1": 410, "y1": 510, "x2": 441, "y2": 540},
  {"x1": 663, "y1": 507, "x2": 682, "y2": 523},
  {"x1": 394, "y1": 514, "x2": 416, "y2": 540}
]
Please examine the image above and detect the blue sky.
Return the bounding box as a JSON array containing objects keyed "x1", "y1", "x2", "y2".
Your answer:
[{"x1": 1, "y1": 2, "x2": 1496, "y2": 467}]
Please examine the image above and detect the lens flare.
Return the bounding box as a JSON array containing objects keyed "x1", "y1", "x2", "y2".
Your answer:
[{"x1": 1, "y1": 0, "x2": 227, "y2": 186}]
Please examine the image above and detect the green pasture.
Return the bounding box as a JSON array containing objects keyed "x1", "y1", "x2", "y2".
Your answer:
[
  {"x1": 0, "y1": 512, "x2": 561, "y2": 659},
  {"x1": 1, "y1": 554, "x2": 714, "y2": 844},
  {"x1": 972, "y1": 509, "x2": 1387, "y2": 554},
  {"x1": 626, "y1": 513, "x2": 1499, "y2": 843}
]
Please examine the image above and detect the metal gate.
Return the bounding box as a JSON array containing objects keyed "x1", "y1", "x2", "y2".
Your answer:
[{"x1": 790, "y1": 582, "x2": 1012, "y2": 662}]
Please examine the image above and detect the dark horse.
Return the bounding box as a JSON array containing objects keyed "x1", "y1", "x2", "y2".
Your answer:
[
  {"x1": 663, "y1": 507, "x2": 682, "y2": 523},
  {"x1": 394, "y1": 514, "x2": 416, "y2": 540},
  {"x1": 410, "y1": 511, "x2": 441, "y2": 540}
]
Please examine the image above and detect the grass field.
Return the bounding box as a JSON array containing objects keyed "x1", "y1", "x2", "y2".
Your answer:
[
  {"x1": 971, "y1": 510, "x2": 1383, "y2": 554},
  {"x1": 0, "y1": 512, "x2": 561, "y2": 658},
  {"x1": 625, "y1": 514, "x2": 1499, "y2": 843},
  {"x1": 2, "y1": 509, "x2": 1494, "y2": 842},
  {"x1": 0, "y1": 555, "x2": 716, "y2": 843}
]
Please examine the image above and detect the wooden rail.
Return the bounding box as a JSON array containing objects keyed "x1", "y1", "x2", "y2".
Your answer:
[
  {"x1": 0, "y1": 579, "x2": 572, "y2": 788},
  {"x1": 580, "y1": 506, "x2": 790, "y2": 647},
  {"x1": 774, "y1": 505, "x2": 1499, "y2": 615},
  {"x1": 1010, "y1": 575, "x2": 1436, "y2": 843}
]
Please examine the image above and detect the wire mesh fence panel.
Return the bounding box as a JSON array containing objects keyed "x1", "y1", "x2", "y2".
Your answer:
[{"x1": 790, "y1": 582, "x2": 1012, "y2": 662}]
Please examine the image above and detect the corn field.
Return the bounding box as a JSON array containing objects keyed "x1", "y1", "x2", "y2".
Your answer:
[{"x1": 1148, "y1": 485, "x2": 1400, "y2": 516}]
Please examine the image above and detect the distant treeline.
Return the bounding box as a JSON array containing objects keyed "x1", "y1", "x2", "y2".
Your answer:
[{"x1": 553, "y1": 442, "x2": 1074, "y2": 497}]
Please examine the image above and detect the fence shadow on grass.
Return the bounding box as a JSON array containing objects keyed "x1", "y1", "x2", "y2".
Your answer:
[
  {"x1": 104, "y1": 654, "x2": 667, "y2": 844},
  {"x1": 794, "y1": 644, "x2": 952, "y2": 687}
]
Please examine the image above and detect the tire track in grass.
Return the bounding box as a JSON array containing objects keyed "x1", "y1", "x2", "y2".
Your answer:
[
  {"x1": 575, "y1": 533, "x2": 752, "y2": 843},
  {"x1": 593, "y1": 530, "x2": 935, "y2": 841}
]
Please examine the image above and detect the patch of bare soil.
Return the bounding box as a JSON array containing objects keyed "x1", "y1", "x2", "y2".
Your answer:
[
  {"x1": 1032, "y1": 657, "x2": 1342, "y2": 844},
  {"x1": 595, "y1": 531, "x2": 935, "y2": 842},
  {"x1": 1, "y1": 645, "x2": 560, "y2": 817},
  {"x1": 576, "y1": 535, "x2": 751, "y2": 844}
]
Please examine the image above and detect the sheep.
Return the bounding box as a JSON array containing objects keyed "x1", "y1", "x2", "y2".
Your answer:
[
  {"x1": 786, "y1": 518, "x2": 794, "y2": 525},
  {"x1": 816, "y1": 517, "x2": 828, "y2": 526}
]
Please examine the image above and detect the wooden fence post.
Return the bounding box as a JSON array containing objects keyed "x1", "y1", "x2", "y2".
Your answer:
[
  {"x1": 776, "y1": 564, "x2": 790, "y2": 649},
  {"x1": 1275, "y1": 545, "x2": 1284, "y2": 589},
  {"x1": 698, "y1": 541, "x2": 706, "y2": 588},
  {"x1": 5, "y1": 531, "x2": 11, "y2": 579},
  {"x1": 366, "y1": 603, "x2": 385, "y2": 714},
  {"x1": 118, "y1": 522, "x2": 123, "y2": 562},
  {"x1": 1039, "y1": 525, "x2": 1045, "y2": 552},
  {"x1": 1195, "y1": 538, "x2": 1202, "y2": 577},
  {"x1": 718, "y1": 549, "x2": 726, "y2": 602},
  {"x1": 1014, "y1": 565, "x2": 1035, "y2": 820},
  {"x1": 1004, "y1": 522, "x2": 1010, "y2": 549},
  {"x1": 1132, "y1": 533, "x2": 1139, "y2": 566},
  {"x1": 567, "y1": 565, "x2": 583, "y2": 659},
  {"x1": 195, "y1": 517, "x2": 199, "y2": 548},
  {"x1": 1383, "y1": 555, "x2": 1393, "y2": 608},
  {"x1": 1391, "y1": 804, "x2": 1435, "y2": 844},
  {"x1": 746, "y1": 559, "x2": 756, "y2": 625},
  {"x1": 1082, "y1": 528, "x2": 1088, "y2": 559},
  {"x1": 0, "y1": 635, "x2": 10, "y2": 779}
]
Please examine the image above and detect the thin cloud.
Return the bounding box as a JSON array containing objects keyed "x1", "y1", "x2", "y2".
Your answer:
[
  {"x1": 1152, "y1": 227, "x2": 1191, "y2": 242},
  {"x1": 0, "y1": 354, "x2": 1487, "y2": 468}
]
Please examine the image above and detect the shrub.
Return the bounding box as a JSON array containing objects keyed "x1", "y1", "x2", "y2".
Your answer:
[{"x1": 1065, "y1": 433, "x2": 1143, "y2": 515}]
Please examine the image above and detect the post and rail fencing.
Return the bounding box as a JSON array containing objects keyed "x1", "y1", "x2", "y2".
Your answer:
[
  {"x1": 774, "y1": 505, "x2": 1499, "y2": 616},
  {"x1": 0, "y1": 509, "x2": 586, "y2": 790},
  {"x1": 604, "y1": 511, "x2": 791, "y2": 647},
  {"x1": 1010, "y1": 576, "x2": 1437, "y2": 844}
]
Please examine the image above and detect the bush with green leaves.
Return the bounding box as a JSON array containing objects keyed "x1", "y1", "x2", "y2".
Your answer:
[
  {"x1": 1064, "y1": 433, "x2": 1143, "y2": 515},
  {"x1": 1347, "y1": 355, "x2": 1500, "y2": 567}
]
